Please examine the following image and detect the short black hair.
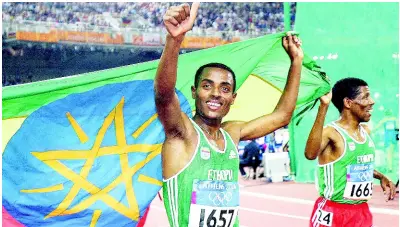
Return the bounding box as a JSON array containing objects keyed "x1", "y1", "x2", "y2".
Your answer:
[
  {"x1": 332, "y1": 77, "x2": 368, "y2": 112},
  {"x1": 194, "y1": 63, "x2": 236, "y2": 92}
]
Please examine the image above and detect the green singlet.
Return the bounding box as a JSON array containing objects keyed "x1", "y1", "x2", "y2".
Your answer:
[
  {"x1": 163, "y1": 118, "x2": 240, "y2": 227},
  {"x1": 316, "y1": 122, "x2": 375, "y2": 204}
]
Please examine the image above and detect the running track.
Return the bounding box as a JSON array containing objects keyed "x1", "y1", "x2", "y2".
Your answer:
[{"x1": 146, "y1": 178, "x2": 399, "y2": 227}]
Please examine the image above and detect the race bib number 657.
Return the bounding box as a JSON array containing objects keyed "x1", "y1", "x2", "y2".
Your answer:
[
  {"x1": 188, "y1": 180, "x2": 239, "y2": 227},
  {"x1": 190, "y1": 205, "x2": 237, "y2": 227}
]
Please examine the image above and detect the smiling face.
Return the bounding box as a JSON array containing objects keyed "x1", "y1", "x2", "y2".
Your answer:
[
  {"x1": 191, "y1": 67, "x2": 237, "y2": 121},
  {"x1": 347, "y1": 86, "x2": 375, "y2": 122},
  {"x1": 332, "y1": 78, "x2": 375, "y2": 123}
]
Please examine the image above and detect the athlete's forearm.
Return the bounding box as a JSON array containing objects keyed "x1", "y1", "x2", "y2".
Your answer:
[
  {"x1": 305, "y1": 104, "x2": 329, "y2": 160},
  {"x1": 273, "y1": 58, "x2": 302, "y2": 121},
  {"x1": 154, "y1": 35, "x2": 183, "y2": 101},
  {"x1": 373, "y1": 169, "x2": 384, "y2": 180}
]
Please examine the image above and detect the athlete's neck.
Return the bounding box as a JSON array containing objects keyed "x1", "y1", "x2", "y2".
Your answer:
[
  {"x1": 193, "y1": 114, "x2": 221, "y2": 135},
  {"x1": 337, "y1": 111, "x2": 361, "y2": 131}
]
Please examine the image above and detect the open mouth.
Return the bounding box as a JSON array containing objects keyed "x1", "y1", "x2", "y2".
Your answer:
[{"x1": 206, "y1": 100, "x2": 222, "y2": 110}]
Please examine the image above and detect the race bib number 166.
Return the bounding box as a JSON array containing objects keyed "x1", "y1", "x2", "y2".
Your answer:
[{"x1": 343, "y1": 163, "x2": 374, "y2": 200}]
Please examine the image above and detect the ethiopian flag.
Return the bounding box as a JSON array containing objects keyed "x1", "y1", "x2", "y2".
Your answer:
[{"x1": 2, "y1": 32, "x2": 330, "y2": 227}]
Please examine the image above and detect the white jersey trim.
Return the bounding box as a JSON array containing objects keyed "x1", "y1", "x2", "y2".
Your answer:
[
  {"x1": 191, "y1": 118, "x2": 227, "y2": 154},
  {"x1": 166, "y1": 178, "x2": 179, "y2": 227},
  {"x1": 361, "y1": 126, "x2": 376, "y2": 149},
  {"x1": 332, "y1": 121, "x2": 367, "y2": 144},
  {"x1": 221, "y1": 127, "x2": 239, "y2": 155},
  {"x1": 323, "y1": 164, "x2": 334, "y2": 199}
]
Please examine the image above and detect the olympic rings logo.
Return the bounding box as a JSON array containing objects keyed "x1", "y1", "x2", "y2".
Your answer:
[
  {"x1": 208, "y1": 192, "x2": 233, "y2": 206},
  {"x1": 357, "y1": 171, "x2": 372, "y2": 181}
]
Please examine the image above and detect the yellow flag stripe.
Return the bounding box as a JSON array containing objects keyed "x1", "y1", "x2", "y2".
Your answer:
[
  {"x1": 31, "y1": 144, "x2": 161, "y2": 161},
  {"x1": 66, "y1": 112, "x2": 89, "y2": 143},
  {"x1": 89, "y1": 210, "x2": 102, "y2": 227},
  {"x1": 251, "y1": 73, "x2": 283, "y2": 93},
  {"x1": 20, "y1": 184, "x2": 64, "y2": 193},
  {"x1": 120, "y1": 153, "x2": 138, "y2": 211},
  {"x1": 115, "y1": 97, "x2": 138, "y2": 211},
  {"x1": 132, "y1": 113, "x2": 158, "y2": 138},
  {"x1": 138, "y1": 174, "x2": 163, "y2": 187},
  {"x1": 2, "y1": 118, "x2": 26, "y2": 153}
]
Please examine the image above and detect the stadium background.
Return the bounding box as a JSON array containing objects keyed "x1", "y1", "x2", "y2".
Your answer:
[{"x1": 2, "y1": 1, "x2": 398, "y2": 187}]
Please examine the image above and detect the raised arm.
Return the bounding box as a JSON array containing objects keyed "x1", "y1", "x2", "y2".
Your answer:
[
  {"x1": 228, "y1": 33, "x2": 304, "y2": 140},
  {"x1": 154, "y1": 3, "x2": 199, "y2": 138},
  {"x1": 304, "y1": 92, "x2": 332, "y2": 160}
]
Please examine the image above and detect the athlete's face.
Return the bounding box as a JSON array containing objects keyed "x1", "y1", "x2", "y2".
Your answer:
[
  {"x1": 347, "y1": 86, "x2": 375, "y2": 122},
  {"x1": 191, "y1": 67, "x2": 237, "y2": 121}
]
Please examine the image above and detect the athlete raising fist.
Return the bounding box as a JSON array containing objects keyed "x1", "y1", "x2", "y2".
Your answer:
[
  {"x1": 163, "y1": 2, "x2": 199, "y2": 38},
  {"x1": 155, "y1": 3, "x2": 304, "y2": 227}
]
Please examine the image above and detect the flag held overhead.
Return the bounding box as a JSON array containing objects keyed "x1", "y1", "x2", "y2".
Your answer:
[{"x1": 2, "y1": 32, "x2": 330, "y2": 226}]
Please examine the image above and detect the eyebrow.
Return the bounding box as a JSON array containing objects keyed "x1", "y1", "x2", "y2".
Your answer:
[
  {"x1": 221, "y1": 82, "x2": 232, "y2": 87},
  {"x1": 201, "y1": 79, "x2": 214, "y2": 84},
  {"x1": 201, "y1": 79, "x2": 232, "y2": 86}
]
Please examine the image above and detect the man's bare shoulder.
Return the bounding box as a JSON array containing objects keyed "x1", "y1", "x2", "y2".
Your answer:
[
  {"x1": 323, "y1": 125, "x2": 341, "y2": 139},
  {"x1": 221, "y1": 121, "x2": 245, "y2": 145},
  {"x1": 162, "y1": 112, "x2": 195, "y2": 140},
  {"x1": 221, "y1": 120, "x2": 243, "y2": 129},
  {"x1": 323, "y1": 125, "x2": 345, "y2": 147}
]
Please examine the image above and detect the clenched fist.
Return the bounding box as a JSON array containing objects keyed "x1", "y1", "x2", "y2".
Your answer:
[
  {"x1": 282, "y1": 31, "x2": 304, "y2": 61},
  {"x1": 320, "y1": 91, "x2": 332, "y2": 106},
  {"x1": 163, "y1": 2, "x2": 200, "y2": 38}
]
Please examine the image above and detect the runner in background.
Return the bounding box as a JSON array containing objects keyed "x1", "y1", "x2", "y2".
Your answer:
[{"x1": 305, "y1": 78, "x2": 396, "y2": 227}]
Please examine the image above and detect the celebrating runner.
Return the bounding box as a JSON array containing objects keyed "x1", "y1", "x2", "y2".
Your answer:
[
  {"x1": 154, "y1": 2, "x2": 303, "y2": 226},
  {"x1": 305, "y1": 78, "x2": 396, "y2": 227}
]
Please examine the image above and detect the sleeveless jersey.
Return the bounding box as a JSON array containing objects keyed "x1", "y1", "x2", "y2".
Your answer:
[
  {"x1": 316, "y1": 122, "x2": 375, "y2": 204},
  {"x1": 163, "y1": 118, "x2": 240, "y2": 227}
]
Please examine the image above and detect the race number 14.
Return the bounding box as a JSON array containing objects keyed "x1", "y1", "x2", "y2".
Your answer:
[
  {"x1": 316, "y1": 209, "x2": 333, "y2": 227},
  {"x1": 199, "y1": 209, "x2": 235, "y2": 227}
]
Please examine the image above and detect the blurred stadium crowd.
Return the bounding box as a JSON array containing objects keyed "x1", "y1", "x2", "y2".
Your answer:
[
  {"x1": 3, "y1": 2, "x2": 296, "y2": 34},
  {"x1": 2, "y1": 2, "x2": 296, "y2": 86}
]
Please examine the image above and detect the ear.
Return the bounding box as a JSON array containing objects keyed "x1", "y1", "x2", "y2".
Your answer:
[
  {"x1": 230, "y1": 92, "x2": 237, "y2": 105},
  {"x1": 191, "y1": 85, "x2": 196, "y2": 99},
  {"x1": 343, "y1": 97, "x2": 352, "y2": 109}
]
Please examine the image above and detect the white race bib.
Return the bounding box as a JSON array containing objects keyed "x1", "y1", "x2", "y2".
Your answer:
[
  {"x1": 189, "y1": 205, "x2": 238, "y2": 227},
  {"x1": 188, "y1": 180, "x2": 239, "y2": 227},
  {"x1": 343, "y1": 163, "x2": 374, "y2": 200},
  {"x1": 315, "y1": 209, "x2": 333, "y2": 226}
]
